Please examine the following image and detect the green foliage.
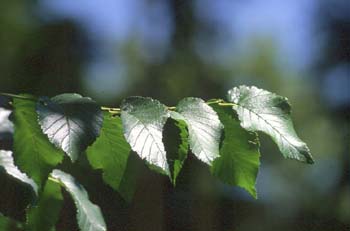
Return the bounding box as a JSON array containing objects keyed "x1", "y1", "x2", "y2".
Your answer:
[
  {"x1": 26, "y1": 180, "x2": 63, "y2": 231},
  {"x1": 12, "y1": 98, "x2": 63, "y2": 187},
  {"x1": 210, "y1": 106, "x2": 260, "y2": 198},
  {"x1": 86, "y1": 113, "x2": 137, "y2": 202},
  {"x1": 0, "y1": 214, "x2": 23, "y2": 231},
  {"x1": 0, "y1": 85, "x2": 314, "y2": 230},
  {"x1": 163, "y1": 117, "x2": 189, "y2": 185}
]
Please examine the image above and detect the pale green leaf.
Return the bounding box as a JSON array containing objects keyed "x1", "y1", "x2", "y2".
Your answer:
[
  {"x1": 228, "y1": 86, "x2": 314, "y2": 163},
  {"x1": 121, "y1": 97, "x2": 169, "y2": 173},
  {"x1": 36, "y1": 94, "x2": 103, "y2": 162},
  {"x1": 50, "y1": 169, "x2": 107, "y2": 231}
]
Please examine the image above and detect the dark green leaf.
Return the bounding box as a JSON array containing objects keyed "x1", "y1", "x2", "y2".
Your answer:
[
  {"x1": 50, "y1": 169, "x2": 107, "y2": 231},
  {"x1": 0, "y1": 214, "x2": 23, "y2": 231},
  {"x1": 210, "y1": 106, "x2": 260, "y2": 198},
  {"x1": 121, "y1": 97, "x2": 169, "y2": 173},
  {"x1": 175, "y1": 98, "x2": 223, "y2": 164},
  {"x1": 0, "y1": 150, "x2": 38, "y2": 196},
  {"x1": 36, "y1": 94, "x2": 103, "y2": 162},
  {"x1": 87, "y1": 113, "x2": 138, "y2": 202},
  {"x1": 164, "y1": 115, "x2": 189, "y2": 185},
  {"x1": 26, "y1": 179, "x2": 63, "y2": 231},
  {"x1": 13, "y1": 98, "x2": 63, "y2": 187},
  {"x1": 228, "y1": 86, "x2": 314, "y2": 164}
]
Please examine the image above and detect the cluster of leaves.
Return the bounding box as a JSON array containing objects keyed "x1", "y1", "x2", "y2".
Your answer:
[{"x1": 0, "y1": 86, "x2": 313, "y2": 231}]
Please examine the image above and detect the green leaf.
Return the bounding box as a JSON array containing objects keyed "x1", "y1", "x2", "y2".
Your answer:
[
  {"x1": 26, "y1": 179, "x2": 63, "y2": 231},
  {"x1": 0, "y1": 214, "x2": 23, "y2": 231},
  {"x1": 87, "y1": 113, "x2": 138, "y2": 202},
  {"x1": 13, "y1": 98, "x2": 63, "y2": 187},
  {"x1": 36, "y1": 94, "x2": 103, "y2": 162},
  {"x1": 175, "y1": 98, "x2": 223, "y2": 164},
  {"x1": 210, "y1": 106, "x2": 260, "y2": 198},
  {"x1": 228, "y1": 86, "x2": 314, "y2": 164},
  {"x1": 0, "y1": 150, "x2": 38, "y2": 196},
  {"x1": 121, "y1": 97, "x2": 169, "y2": 173},
  {"x1": 50, "y1": 169, "x2": 107, "y2": 231},
  {"x1": 163, "y1": 115, "x2": 189, "y2": 185}
]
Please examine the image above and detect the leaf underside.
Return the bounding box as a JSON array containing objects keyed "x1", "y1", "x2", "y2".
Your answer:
[
  {"x1": 228, "y1": 86, "x2": 313, "y2": 164},
  {"x1": 50, "y1": 169, "x2": 107, "y2": 231},
  {"x1": 36, "y1": 94, "x2": 103, "y2": 162},
  {"x1": 121, "y1": 96, "x2": 169, "y2": 174}
]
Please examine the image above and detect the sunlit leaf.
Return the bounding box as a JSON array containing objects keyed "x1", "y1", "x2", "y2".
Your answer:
[
  {"x1": 36, "y1": 94, "x2": 103, "y2": 162},
  {"x1": 121, "y1": 97, "x2": 169, "y2": 173},
  {"x1": 0, "y1": 150, "x2": 38, "y2": 196},
  {"x1": 50, "y1": 170, "x2": 107, "y2": 231},
  {"x1": 228, "y1": 86, "x2": 314, "y2": 163},
  {"x1": 175, "y1": 98, "x2": 223, "y2": 164},
  {"x1": 0, "y1": 108, "x2": 13, "y2": 135}
]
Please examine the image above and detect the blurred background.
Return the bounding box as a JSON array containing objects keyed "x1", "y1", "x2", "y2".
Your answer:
[{"x1": 0, "y1": 0, "x2": 349, "y2": 230}]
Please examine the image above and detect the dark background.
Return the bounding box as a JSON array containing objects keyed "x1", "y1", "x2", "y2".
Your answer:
[{"x1": 0, "y1": 0, "x2": 349, "y2": 230}]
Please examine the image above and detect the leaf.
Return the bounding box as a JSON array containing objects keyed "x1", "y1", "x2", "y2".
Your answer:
[
  {"x1": 87, "y1": 113, "x2": 138, "y2": 202},
  {"x1": 175, "y1": 98, "x2": 223, "y2": 164},
  {"x1": 0, "y1": 150, "x2": 38, "y2": 196},
  {"x1": 13, "y1": 98, "x2": 63, "y2": 187},
  {"x1": 210, "y1": 106, "x2": 260, "y2": 198},
  {"x1": 0, "y1": 108, "x2": 13, "y2": 135},
  {"x1": 36, "y1": 94, "x2": 103, "y2": 162},
  {"x1": 0, "y1": 214, "x2": 23, "y2": 231},
  {"x1": 50, "y1": 169, "x2": 107, "y2": 231},
  {"x1": 228, "y1": 86, "x2": 314, "y2": 163},
  {"x1": 26, "y1": 180, "x2": 63, "y2": 231},
  {"x1": 121, "y1": 97, "x2": 169, "y2": 173},
  {"x1": 163, "y1": 115, "x2": 189, "y2": 185},
  {"x1": 0, "y1": 108, "x2": 13, "y2": 150}
]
